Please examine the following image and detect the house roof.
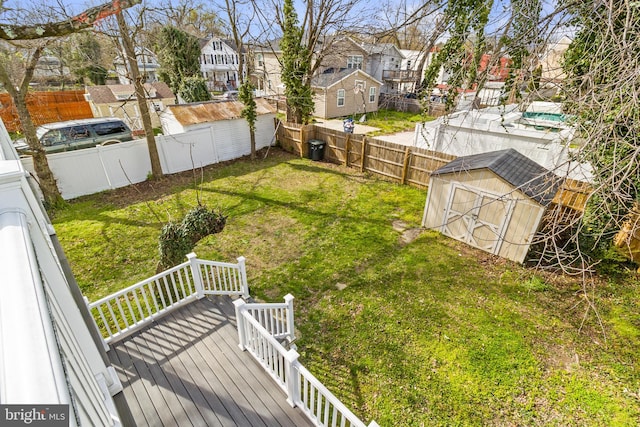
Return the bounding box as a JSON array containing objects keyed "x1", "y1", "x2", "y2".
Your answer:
[
  {"x1": 431, "y1": 148, "x2": 562, "y2": 206},
  {"x1": 86, "y1": 82, "x2": 174, "y2": 104},
  {"x1": 114, "y1": 47, "x2": 158, "y2": 65},
  {"x1": 199, "y1": 37, "x2": 246, "y2": 53},
  {"x1": 311, "y1": 68, "x2": 382, "y2": 89},
  {"x1": 359, "y1": 42, "x2": 403, "y2": 58},
  {"x1": 166, "y1": 98, "x2": 276, "y2": 126}
]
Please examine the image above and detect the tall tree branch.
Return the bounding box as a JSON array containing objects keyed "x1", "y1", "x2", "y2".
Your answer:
[{"x1": 0, "y1": 0, "x2": 141, "y2": 40}]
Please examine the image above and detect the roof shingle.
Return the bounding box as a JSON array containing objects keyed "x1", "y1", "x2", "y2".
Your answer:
[{"x1": 431, "y1": 148, "x2": 562, "y2": 206}]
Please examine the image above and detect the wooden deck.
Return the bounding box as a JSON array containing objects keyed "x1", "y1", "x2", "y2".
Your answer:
[{"x1": 107, "y1": 296, "x2": 314, "y2": 427}]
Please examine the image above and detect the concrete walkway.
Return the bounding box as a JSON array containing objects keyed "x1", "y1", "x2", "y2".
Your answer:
[
  {"x1": 373, "y1": 131, "x2": 416, "y2": 147},
  {"x1": 313, "y1": 119, "x2": 379, "y2": 135},
  {"x1": 313, "y1": 119, "x2": 418, "y2": 147}
]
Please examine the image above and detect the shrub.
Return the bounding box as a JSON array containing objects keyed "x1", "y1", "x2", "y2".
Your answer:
[{"x1": 158, "y1": 205, "x2": 226, "y2": 268}]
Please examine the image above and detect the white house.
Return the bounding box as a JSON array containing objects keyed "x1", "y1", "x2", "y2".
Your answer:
[
  {"x1": 34, "y1": 55, "x2": 72, "y2": 81},
  {"x1": 199, "y1": 38, "x2": 246, "y2": 92},
  {"x1": 114, "y1": 47, "x2": 160, "y2": 85},
  {"x1": 399, "y1": 48, "x2": 446, "y2": 94},
  {"x1": 360, "y1": 42, "x2": 406, "y2": 94}
]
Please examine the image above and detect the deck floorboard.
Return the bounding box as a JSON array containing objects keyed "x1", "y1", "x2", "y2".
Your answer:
[{"x1": 107, "y1": 296, "x2": 314, "y2": 427}]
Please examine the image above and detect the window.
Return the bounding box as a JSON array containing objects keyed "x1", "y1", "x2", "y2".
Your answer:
[
  {"x1": 337, "y1": 89, "x2": 345, "y2": 107},
  {"x1": 256, "y1": 53, "x2": 264, "y2": 67},
  {"x1": 93, "y1": 121, "x2": 127, "y2": 136},
  {"x1": 406, "y1": 60, "x2": 412, "y2": 70},
  {"x1": 347, "y1": 55, "x2": 363, "y2": 69},
  {"x1": 369, "y1": 87, "x2": 376, "y2": 103}
]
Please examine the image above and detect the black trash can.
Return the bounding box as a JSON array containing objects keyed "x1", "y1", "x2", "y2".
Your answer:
[{"x1": 308, "y1": 139, "x2": 326, "y2": 161}]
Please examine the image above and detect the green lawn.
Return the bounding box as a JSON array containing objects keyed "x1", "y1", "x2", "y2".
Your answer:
[{"x1": 52, "y1": 149, "x2": 640, "y2": 426}]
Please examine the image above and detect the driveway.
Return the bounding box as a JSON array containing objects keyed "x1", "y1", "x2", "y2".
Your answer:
[
  {"x1": 373, "y1": 131, "x2": 416, "y2": 147},
  {"x1": 313, "y1": 119, "x2": 379, "y2": 135},
  {"x1": 313, "y1": 119, "x2": 417, "y2": 147}
]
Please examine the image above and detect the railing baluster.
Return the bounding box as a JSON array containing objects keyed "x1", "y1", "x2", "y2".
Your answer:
[
  {"x1": 124, "y1": 295, "x2": 137, "y2": 325},
  {"x1": 155, "y1": 279, "x2": 167, "y2": 309},
  {"x1": 162, "y1": 276, "x2": 174, "y2": 306},
  {"x1": 177, "y1": 268, "x2": 187, "y2": 298},
  {"x1": 96, "y1": 306, "x2": 113, "y2": 337},
  {"x1": 105, "y1": 301, "x2": 122, "y2": 334},
  {"x1": 133, "y1": 291, "x2": 144, "y2": 323}
]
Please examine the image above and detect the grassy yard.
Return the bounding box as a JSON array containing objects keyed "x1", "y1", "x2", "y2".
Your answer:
[{"x1": 52, "y1": 149, "x2": 639, "y2": 426}]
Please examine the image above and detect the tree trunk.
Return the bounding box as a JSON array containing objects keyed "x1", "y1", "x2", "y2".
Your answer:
[
  {"x1": 116, "y1": 11, "x2": 163, "y2": 179},
  {"x1": 14, "y1": 92, "x2": 64, "y2": 207},
  {"x1": 0, "y1": 45, "x2": 63, "y2": 207},
  {"x1": 250, "y1": 130, "x2": 256, "y2": 160}
]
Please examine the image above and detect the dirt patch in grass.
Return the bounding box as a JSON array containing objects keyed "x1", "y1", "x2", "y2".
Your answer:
[{"x1": 78, "y1": 148, "x2": 296, "y2": 209}]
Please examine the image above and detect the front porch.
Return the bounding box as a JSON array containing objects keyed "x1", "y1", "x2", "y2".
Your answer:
[{"x1": 108, "y1": 296, "x2": 312, "y2": 426}]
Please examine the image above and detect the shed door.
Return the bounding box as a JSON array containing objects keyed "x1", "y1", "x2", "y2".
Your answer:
[{"x1": 441, "y1": 184, "x2": 514, "y2": 254}]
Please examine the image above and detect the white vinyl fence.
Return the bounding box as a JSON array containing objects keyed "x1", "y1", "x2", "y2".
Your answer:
[{"x1": 20, "y1": 114, "x2": 276, "y2": 199}]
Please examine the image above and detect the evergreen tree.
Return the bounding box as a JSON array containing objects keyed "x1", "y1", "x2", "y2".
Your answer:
[
  {"x1": 157, "y1": 26, "x2": 209, "y2": 102},
  {"x1": 279, "y1": 0, "x2": 314, "y2": 124},
  {"x1": 238, "y1": 80, "x2": 257, "y2": 159},
  {"x1": 178, "y1": 76, "x2": 212, "y2": 103}
]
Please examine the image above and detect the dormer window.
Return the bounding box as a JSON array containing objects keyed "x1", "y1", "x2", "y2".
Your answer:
[{"x1": 347, "y1": 55, "x2": 363, "y2": 69}]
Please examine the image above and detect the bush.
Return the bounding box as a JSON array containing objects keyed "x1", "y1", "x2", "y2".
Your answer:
[{"x1": 158, "y1": 205, "x2": 226, "y2": 268}]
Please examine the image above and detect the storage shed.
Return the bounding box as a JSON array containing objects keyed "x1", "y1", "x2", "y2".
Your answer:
[
  {"x1": 159, "y1": 98, "x2": 276, "y2": 135},
  {"x1": 422, "y1": 149, "x2": 562, "y2": 263}
]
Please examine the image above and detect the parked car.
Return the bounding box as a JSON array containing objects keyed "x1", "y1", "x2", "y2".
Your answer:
[{"x1": 14, "y1": 118, "x2": 133, "y2": 154}]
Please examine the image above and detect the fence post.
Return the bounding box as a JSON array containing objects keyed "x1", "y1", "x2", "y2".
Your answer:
[
  {"x1": 233, "y1": 298, "x2": 247, "y2": 350},
  {"x1": 299, "y1": 125, "x2": 305, "y2": 158},
  {"x1": 360, "y1": 136, "x2": 367, "y2": 172},
  {"x1": 401, "y1": 146, "x2": 411, "y2": 185},
  {"x1": 344, "y1": 133, "x2": 351, "y2": 167},
  {"x1": 237, "y1": 256, "x2": 250, "y2": 299},
  {"x1": 284, "y1": 293, "x2": 295, "y2": 343},
  {"x1": 284, "y1": 349, "x2": 300, "y2": 407},
  {"x1": 187, "y1": 252, "x2": 205, "y2": 299},
  {"x1": 367, "y1": 422, "x2": 381, "y2": 427}
]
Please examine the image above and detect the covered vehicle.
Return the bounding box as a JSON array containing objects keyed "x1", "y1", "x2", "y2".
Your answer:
[{"x1": 14, "y1": 118, "x2": 133, "y2": 154}]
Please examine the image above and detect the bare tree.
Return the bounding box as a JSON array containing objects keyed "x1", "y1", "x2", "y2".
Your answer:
[
  {"x1": 0, "y1": 0, "x2": 141, "y2": 207},
  {"x1": 115, "y1": 9, "x2": 163, "y2": 179}
]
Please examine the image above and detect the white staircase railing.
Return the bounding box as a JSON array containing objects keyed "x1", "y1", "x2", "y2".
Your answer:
[
  {"x1": 234, "y1": 298, "x2": 379, "y2": 427},
  {"x1": 88, "y1": 252, "x2": 249, "y2": 344},
  {"x1": 244, "y1": 294, "x2": 295, "y2": 343}
]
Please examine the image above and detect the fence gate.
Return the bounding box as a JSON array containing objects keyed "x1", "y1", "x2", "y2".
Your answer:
[{"x1": 441, "y1": 184, "x2": 515, "y2": 254}]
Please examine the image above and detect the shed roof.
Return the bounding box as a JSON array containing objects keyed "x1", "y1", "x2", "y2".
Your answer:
[
  {"x1": 167, "y1": 98, "x2": 276, "y2": 126},
  {"x1": 431, "y1": 148, "x2": 562, "y2": 206},
  {"x1": 86, "y1": 82, "x2": 174, "y2": 104}
]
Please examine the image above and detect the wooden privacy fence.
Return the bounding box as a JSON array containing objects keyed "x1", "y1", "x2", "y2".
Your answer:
[
  {"x1": 0, "y1": 90, "x2": 93, "y2": 132},
  {"x1": 277, "y1": 122, "x2": 456, "y2": 188},
  {"x1": 276, "y1": 121, "x2": 592, "y2": 212}
]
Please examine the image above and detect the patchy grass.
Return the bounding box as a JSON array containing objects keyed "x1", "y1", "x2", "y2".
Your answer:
[
  {"x1": 362, "y1": 109, "x2": 432, "y2": 135},
  {"x1": 52, "y1": 148, "x2": 640, "y2": 426}
]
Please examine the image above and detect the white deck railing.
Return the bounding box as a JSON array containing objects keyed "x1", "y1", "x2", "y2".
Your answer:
[
  {"x1": 244, "y1": 294, "x2": 295, "y2": 342},
  {"x1": 88, "y1": 252, "x2": 249, "y2": 344},
  {"x1": 234, "y1": 298, "x2": 379, "y2": 427},
  {"x1": 88, "y1": 252, "x2": 376, "y2": 426}
]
